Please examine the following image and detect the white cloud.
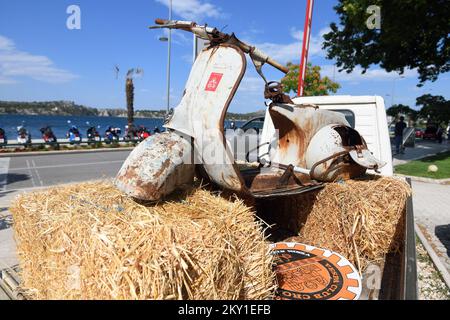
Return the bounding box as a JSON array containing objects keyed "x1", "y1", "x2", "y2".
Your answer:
[
  {"x1": 320, "y1": 65, "x2": 417, "y2": 82},
  {"x1": 155, "y1": 0, "x2": 222, "y2": 21},
  {"x1": 0, "y1": 35, "x2": 78, "y2": 84},
  {"x1": 0, "y1": 36, "x2": 15, "y2": 51},
  {"x1": 238, "y1": 75, "x2": 265, "y2": 94},
  {"x1": 0, "y1": 75, "x2": 17, "y2": 84},
  {"x1": 252, "y1": 27, "x2": 329, "y2": 64}
]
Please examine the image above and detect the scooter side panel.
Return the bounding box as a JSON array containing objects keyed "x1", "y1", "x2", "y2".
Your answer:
[
  {"x1": 261, "y1": 104, "x2": 349, "y2": 168},
  {"x1": 165, "y1": 45, "x2": 248, "y2": 193}
]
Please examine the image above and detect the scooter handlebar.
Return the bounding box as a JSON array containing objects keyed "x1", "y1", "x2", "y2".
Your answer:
[
  {"x1": 155, "y1": 18, "x2": 167, "y2": 25},
  {"x1": 267, "y1": 58, "x2": 289, "y2": 74},
  {"x1": 151, "y1": 18, "x2": 289, "y2": 74}
]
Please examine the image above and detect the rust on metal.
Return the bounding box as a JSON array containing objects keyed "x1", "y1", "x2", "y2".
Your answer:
[
  {"x1": 115, "y1": 131, "x2": 194, "y2": 201},
  {"x1": 241, "y1": 166, "x2": 318, "y2": 194},
  {"x1": 309, "y1": 149, "x2": 365, "y2": 182},
  {"x1": 268, "y1": 104, "x2": 349, "y2": 168}
]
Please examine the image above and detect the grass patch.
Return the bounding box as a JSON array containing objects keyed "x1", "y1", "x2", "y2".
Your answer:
[{"x1": 395, "y1": 151, "x2": 450, "y2": 179}]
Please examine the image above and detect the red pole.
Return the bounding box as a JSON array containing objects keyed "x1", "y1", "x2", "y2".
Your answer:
[{"x1": 298, "y1": 0, "x2": 314, "y2": 96}]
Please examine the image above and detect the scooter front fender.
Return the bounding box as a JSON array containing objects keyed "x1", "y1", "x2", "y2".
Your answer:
[{"x1": 115, "y1": 131, "x2": 195, "y2": 201}]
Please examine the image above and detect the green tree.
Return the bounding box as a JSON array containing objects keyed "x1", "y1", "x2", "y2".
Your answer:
[
  {"x1": 387, "y1": 104, "x2": 418, "y2": 126},
  {"x1": 322, "y1": 0, "x2": 450, "y2": 85},
  {"x1": 281, "y1": 62, "x2": 340, "y2": 96},
  {"x1": 386, "y1": 104, "x2": 417, "y2": 119},
  {"x1": 416, "y1": 94, "x2": 450, "y2": 125}
]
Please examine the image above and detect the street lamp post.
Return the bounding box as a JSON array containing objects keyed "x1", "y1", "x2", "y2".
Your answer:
[
  {"x1": 158, "y1": 0, "x2": 172, "y2": 115},
  {"x1": 391, "y1": 75, "x2": 405, "y2": 107},
  {"x1": 166, "y1": 0, "x2": 172, "y2": 114}
]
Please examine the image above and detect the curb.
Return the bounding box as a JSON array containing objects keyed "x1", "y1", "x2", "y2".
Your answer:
[
  {"x1": 393, "y1": 147, "x2": 450, "y2": 185},
  {"x1": 395, "y1": 174, "x2": 450, "y2": 185},
  {"x1": 0, "y1": 147, "x2": 134, "y2": 158},
  {"x1": 415, "y1": 223, "x2": 450, "y2": 289},
  {"x1": 394, "y1": 150, "x2": 450, "y2": 164}
]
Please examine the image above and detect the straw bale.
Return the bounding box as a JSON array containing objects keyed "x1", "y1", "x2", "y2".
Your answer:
[
  {"x1": 256, "y1": 176, "x2": 411, "y2": 272},
  {"x1": 11, "y1": 181, "x2": 276, "y2": 300}
]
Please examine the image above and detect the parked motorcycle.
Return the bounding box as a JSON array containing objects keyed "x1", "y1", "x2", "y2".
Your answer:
[
  {"x1": 17, "y1": 125, "x2": 32, "y2": 146},
  {"x1": 137, "y1": 125, "x2": 151, "y2": 141},
  {"x1": 40, "y1": 126, "x2": 58, "y2": 145},
  {"x1": 104, "y1": 126, "x2": 121, "y2": 144},
  {"x1": 0, "y1": 127, "x2": 7, "y2": 147},
  {"x1": 123, "y1": 125, "x2": 140, "y2": 143},
  {"x1": 87, "y1": 126, "x2": 101, "y2": 144},
  {"x1": 67, "y1": 125, "x2": 82, "y2": 144}
]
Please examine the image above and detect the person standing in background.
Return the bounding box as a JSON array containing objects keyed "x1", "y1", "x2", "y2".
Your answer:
[
  {"x1": 446, "y1": 122, "x2": 450, "y2": 142},
  {"x1": 437, "y1": 126, "x2": 443, "y2": 144},
  {"x1": 394, "y1": 116, "x2": 407, "y2": 154}
]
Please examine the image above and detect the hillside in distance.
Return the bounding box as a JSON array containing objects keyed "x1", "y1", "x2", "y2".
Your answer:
[
  {"x1": 0, "y1": 100, "x2": 263, "y2": 120},
  {"x1": 1, "y1": 101, "x2": 168, "y2": 118}
]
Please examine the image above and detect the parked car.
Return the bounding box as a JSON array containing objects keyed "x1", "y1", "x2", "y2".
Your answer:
[
  {"x1": 422, "y1": 125, "x2": 438, "y2": 140},
  {"x1": 415, "y1": 128, "x2": 423, "y2": 138},
  {"x1": 239, "y1": 117, "x2": 265, "y2": 134},
  {"x1": 226, "y1": 117, "x2": 264, "y2": 162}
]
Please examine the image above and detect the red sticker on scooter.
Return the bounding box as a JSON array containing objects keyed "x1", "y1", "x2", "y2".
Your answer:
[{"x1": 205, "y1": 72, "x2": 223, "y2": 92}]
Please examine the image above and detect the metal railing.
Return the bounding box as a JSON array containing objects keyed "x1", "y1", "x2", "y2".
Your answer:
[{"x1": 0, "y1": 138, "x2": 142, "y2": 149}]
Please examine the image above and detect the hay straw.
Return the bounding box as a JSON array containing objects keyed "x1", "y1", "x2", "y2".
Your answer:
[
  {"x1": 258, "y1": 176, "x2": 411, "y2": 272},
  {"x1": 11, "y1": 181, "x2": 276, "y2": 300}
]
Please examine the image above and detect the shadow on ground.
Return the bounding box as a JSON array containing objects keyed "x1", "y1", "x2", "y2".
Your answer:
[
  {"x1": 0, "y1": 215, "x2": 13, "y2": 231},
  {"x1": 0, "y1": 173, "x2": 30, "y2": 193},
  {"x1": 435, "y1": 224, "x2": 450, "y2": 258}
]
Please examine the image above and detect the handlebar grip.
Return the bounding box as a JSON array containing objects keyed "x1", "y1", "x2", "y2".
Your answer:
[
  {"x1": 155, "y1": 18, "x2": 168, "y2": 25},
  {"x1": 267, "y1": 58, "x2": 289, "y2": 74}
]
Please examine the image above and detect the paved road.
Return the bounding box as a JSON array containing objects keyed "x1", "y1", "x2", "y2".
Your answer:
[
  {"x1": 1, "y1": 150, "x2": 131, "y2": 191},
  {"x1": 393, "y1": 140, "x2": 450, "y2": 166}
]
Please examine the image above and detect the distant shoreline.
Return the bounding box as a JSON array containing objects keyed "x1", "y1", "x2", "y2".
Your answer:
[
  {"x1": 0, "y1": 113, "x2": 166, "y2": 120},
  {"x1": 0, "y1": 100, "x2": 264, "y2": 121},
  {"x1": 0, "y1": 112, "x2": 259, "y2": 121}
]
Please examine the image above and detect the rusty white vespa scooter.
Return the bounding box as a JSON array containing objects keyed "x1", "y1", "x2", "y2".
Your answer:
[{"x1": 115, "y1": 19, "x2": 385, "y2": 201}]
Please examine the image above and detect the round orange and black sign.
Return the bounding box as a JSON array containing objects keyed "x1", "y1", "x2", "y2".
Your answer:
[{"x1": 270, "y1": 242, "x2": 362, "y2": 300}]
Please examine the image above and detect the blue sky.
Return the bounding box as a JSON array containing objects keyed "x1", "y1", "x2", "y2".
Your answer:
[{"x1": 0, "y1": 0, "x2": 448, "y2": 113}]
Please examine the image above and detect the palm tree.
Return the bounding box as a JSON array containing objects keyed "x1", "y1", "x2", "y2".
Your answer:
[
  {"x1": 115, "y1": 66, "x2": 143, "y2": 126},
  {"x1": 125, "y1": 68, "x2": 143, "y2": 126}
]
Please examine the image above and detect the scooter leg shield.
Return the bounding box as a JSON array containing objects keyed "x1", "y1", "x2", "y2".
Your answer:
[{"x1": 115, "y1": 131, "x2": 195, "y2": 201}]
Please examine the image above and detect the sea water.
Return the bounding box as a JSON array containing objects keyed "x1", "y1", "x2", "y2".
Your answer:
[{"x1": 0, "y1": 114, "x2": 244, "y2": 140}]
